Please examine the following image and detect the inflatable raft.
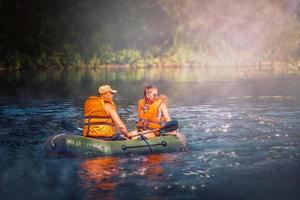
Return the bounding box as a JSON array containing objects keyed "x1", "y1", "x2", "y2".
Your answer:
[{"x1": 44, "y1": 133, "x2": 187, "y2": 156}]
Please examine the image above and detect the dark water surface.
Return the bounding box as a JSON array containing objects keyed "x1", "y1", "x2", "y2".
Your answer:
[{"x1": 0, "y1": 68, "x2": 300, "y2": 200}]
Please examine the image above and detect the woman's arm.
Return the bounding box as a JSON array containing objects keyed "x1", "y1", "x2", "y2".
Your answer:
[{"x1": 160, "y1": 103, "x2": 171, "y2": 122}]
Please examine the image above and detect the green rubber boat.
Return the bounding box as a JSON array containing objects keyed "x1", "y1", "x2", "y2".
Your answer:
[{"x1": 44, "y1": 133, "x2": 187, "y2": 156}]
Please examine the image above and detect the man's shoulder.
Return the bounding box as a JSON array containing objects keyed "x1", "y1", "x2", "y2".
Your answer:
[{"x1": 104, "y1": 102, "x2": 116, "y2": 110}]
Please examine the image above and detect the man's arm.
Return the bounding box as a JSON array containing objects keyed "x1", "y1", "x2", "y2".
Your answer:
[{"x1": 104, "y1": 103, "x2": 130, "y2": 138}]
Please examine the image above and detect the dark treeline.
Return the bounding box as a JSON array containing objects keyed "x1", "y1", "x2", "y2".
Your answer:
[
  {"x1": 0, "y1": 0, "x2": 177, "y2": 69},
  {"x1": 1, "y1": 0, "x2": 300, "y2": 71}
]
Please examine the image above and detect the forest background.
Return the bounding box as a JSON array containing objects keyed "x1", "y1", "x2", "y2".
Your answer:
[{"x1": 1, "y1": 0, "x2": 300, "y2": 77}]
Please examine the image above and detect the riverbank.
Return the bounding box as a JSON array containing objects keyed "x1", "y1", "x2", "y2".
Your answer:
[{"x1": 1, "y1": 60, "x2": 300, "y2": 81}]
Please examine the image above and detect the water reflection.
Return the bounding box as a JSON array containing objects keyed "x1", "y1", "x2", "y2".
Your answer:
[
  {"x1": 78, "y1": 156, "x2": 121, "y2": 199},
  {"x1": 1, "y1": 68, "x2": 300, "y2": 103},
  {"x1": 77, "y1": 153, "x2": 179, "y2": 199},
  {"x1": 135, "y1": 154, "x2": 177, "y2": 180}
]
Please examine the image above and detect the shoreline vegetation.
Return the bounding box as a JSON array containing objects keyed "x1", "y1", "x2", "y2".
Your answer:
[{"x1": 1, "y1": 48, "x2": 300, "y2": 80}]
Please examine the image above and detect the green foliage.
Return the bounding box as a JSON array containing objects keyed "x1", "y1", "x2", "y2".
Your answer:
[
  {"x1": 87, "y1": 54, "x2": 101, "y2": 69},
  {"x1": 60, "y1": 44, "x2": 84, "y2": 67},
  {"x1": 115, "y1": 49, "x2": 141, "y2": 65},
  {"x1": 99, "y1": 50, "x2": 116, "y2": 65},
  {"x1": 0, "y1": 52, "x2": 31, "y2": 70}
]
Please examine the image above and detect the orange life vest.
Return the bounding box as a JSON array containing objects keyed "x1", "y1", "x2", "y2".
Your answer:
[
  {"x1": 137, "y1": 98, "x2": 163, "y2": 132},
  {"x1": 83, "y1": 96, "x2": 116, "y2": 137}
]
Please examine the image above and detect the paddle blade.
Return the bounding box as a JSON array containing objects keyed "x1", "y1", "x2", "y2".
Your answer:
[
  {"x1": 160, "y1": 120, "x2": 179, "y2": 133},
  {"x1": 61, "y1": 120, "x2": 78, "y2": 132}
]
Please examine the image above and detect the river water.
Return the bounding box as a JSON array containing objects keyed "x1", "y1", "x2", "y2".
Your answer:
[{"x1": 0, "y1": 68, "x2": 300, "y2": 200}]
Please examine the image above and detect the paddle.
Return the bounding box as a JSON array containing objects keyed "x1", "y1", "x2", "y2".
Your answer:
[
  {"x1": 131, "y1": 120, "x2": 179, "y2": 137},
  {"x1": 61, "y1": 119, "x2": 83, "y2": 132},
  {"x1": 159, "y1": 120, "x2": 179, "y2": 133},
  {"x1": 46, "y1": 120, "x2": 82, "y2": 149}
]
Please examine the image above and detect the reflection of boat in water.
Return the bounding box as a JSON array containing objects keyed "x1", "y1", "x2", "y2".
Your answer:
[
  {"x1": 79, "y1": 156, "x2": 120, "y2": 190},
  {"x1": 77, "y1": 154, "x2": 178, "y2": 199},
  {"x1": 78, "y1": 156, "x2": 120, "y2": 199},
  {"x1": 44, "y1": 133, "x2": 187, "y2": 156}
]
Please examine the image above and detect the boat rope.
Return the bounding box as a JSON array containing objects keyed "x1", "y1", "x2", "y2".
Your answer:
[
  {"x1": 50, "y1": 134, "x2": 66, "y2": 148},
  {"x1": 139, "y1": 134, "x2": 153, "y2": 153}
]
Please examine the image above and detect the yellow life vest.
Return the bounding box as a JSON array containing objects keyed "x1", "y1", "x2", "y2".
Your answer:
[
  {"x1": 82, "y1": 96, "x2": 116, "y2": 137},
  {"x1": 137, "y1": 98, "x2": 163, "y2": 132}
]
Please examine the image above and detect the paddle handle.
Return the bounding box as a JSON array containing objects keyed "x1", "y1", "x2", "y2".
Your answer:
[{"x1": 130, "y1": 128, "x2": 159, "y2": 138}]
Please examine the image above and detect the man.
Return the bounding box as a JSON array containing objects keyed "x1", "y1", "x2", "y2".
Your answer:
[
  {"x1": 82, "y1": 85, "x2": 131, "y2": 140},
  {"x1": 130, "y1": 85, "x2": 171, "y2": 138}
]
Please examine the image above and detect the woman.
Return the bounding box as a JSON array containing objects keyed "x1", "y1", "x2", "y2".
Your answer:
[{"x1": 129, "y1": 85, "x2": 171, "y2": 139}]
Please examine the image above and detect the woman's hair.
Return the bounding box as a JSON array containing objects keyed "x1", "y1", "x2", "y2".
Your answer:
[{"x1": 144, "y1": 85, "x2": 157, "y2": 97}]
